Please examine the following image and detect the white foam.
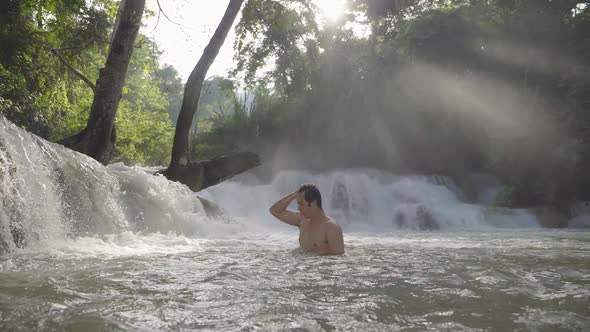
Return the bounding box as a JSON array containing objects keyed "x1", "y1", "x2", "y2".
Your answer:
[
  {"x1": 0, "y1": 114, "x2": 546, "y2": 255},
  {"x1": 20, "y1": 232, "x2": 205, "y2": 258},
  {"x1": 0, "y1": 116, "x2": 246, "y2": 251},
  {"x1": 202, "y1": 170, "x2": 541, "y2": 232}
]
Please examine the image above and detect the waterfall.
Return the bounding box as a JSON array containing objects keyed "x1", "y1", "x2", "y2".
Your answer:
[
  {"x1": 0, "y1": 115, "x2": 547, "y2": 255},
  {"x1": 0, "y1": 116, "x2": 237, "y2": 254},
  {"x1": 202, "y1": 169, "x2": 541, "y2": 232}
]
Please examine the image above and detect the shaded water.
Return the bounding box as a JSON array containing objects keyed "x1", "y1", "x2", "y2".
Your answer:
[{"x1": 1, "y1": 232, "x2": 589, "y2": 331}]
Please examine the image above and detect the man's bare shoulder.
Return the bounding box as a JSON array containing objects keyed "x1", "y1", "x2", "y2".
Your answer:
[{"x1": 323, "y1": 218, "x2": 342, "y2": 230}]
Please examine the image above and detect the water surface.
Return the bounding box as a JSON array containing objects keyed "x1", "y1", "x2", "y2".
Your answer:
[{"x1": 1, "y1": 231, "x2": 589, "y2": 331}]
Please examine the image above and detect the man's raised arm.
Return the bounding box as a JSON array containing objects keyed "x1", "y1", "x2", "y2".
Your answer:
[{"x1": 269, "y1": 192, "x2": 301, "y2": 226}]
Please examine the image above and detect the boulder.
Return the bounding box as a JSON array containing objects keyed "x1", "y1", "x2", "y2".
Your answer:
[
  {"x1": 160, "y1": 152, "x2": 260, "y2": 192},
  {"x1": 197, "y1": 196, "x2": 226, "y2": 219},
  {"x1": 330, "y1": 181, "x2": 349, "y2": 212},
  {"x1": 527, "y1": 206, "x2": 569, "y2": 228},
  {"x1": 394, "y1": 210, "x2": 409, "y2": 229},
  {"x1": 416, "y1": 205, "x2": 440, "y2": 230}
]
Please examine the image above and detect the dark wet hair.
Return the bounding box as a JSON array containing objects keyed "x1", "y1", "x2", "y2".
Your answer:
[{"x1": 298, "y1": 184, "x2": 322, "y2": 210}]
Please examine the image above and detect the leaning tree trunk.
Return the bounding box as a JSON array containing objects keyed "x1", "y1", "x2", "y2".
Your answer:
[
  {"x1": 58, "y1": 0, "x2": 145, "y2": 165},
  {"x1": 168, "y1": 0, "x2": 244, "y2": 171},
  {"x1": 162, "y1": 0, "x2": 259, "y2": 191}
]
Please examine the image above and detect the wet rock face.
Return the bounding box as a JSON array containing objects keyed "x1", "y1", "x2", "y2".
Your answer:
[
  {"x1": 352, "y1": 195, "x2": 369, "y2": 219},
  {"x1": 416, "y1": 205, "x2": 440, "y2": 230},
  {"x1": 569, "y1": 201, "x2": 590, "y2": 228},
  {"x1": 331, "y1": 181, "x2": 350, "y2": 212},
  {"x1": 391, "y1": 206, "x2": 440, "y2": 230},
  {"x1": 528, "y1": 206, "x2": 569, "y2": 228},
  {"x1": 197, "y1": 196, "x2": 225, "y2": 219},
  {"x1": 394, "y1": 211, "x2": 408, "y2": 229},
  {"x1": 0, "y1": 141, "x2": 24, "y2": 251},
  {"x1": 328, "y1": 180, "x2": 370, "y2": 224}
]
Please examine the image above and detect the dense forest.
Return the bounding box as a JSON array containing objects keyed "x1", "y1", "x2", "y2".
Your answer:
[{"x1": 1, "y1": 0, "x2": 589, "y2": 208}]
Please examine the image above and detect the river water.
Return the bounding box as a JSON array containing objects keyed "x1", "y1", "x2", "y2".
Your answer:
[
  {"x1": 1, "y1": 116, "x2": 589, "y2": 331},
  {"x1": 1, "y1": 231, "x2": 589, "y2": 331}
]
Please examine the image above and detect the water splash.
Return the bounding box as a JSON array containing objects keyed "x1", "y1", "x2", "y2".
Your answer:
[
  {"x1": 202, "y1": 169, "x2": 540, "y2": 232},
  {"x1": 0, "y1": 115, "x2": 543, "y2": 255},
  {"x1": 0, "y1": 116, "x2": 234, "y2": 254}
]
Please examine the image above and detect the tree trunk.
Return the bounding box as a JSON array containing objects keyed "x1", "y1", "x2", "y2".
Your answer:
[
  {"x1": 162, "y1": 0, "x2": 256, "y2": 192},
  {"x1": 168, "y1": 0, "x2": 244, "y2": 171},
  {"x1": 58, "y1": 0, "x2": 145, "y2": 165},
  {"x1": 111, "y1": 0, "x2": 127, "y2": 44}
]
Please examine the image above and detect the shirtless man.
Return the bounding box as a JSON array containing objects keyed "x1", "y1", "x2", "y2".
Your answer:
[{"x1": 269, "y1": 184, "x2": 344, "y2": 255}]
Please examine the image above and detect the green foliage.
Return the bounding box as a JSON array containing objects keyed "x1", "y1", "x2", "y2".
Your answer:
[
  {"x1": 198, "y1": 77, "x2": 237, "y2": 120},
  {"x1": 115, "y1": 100, "x2": 174, "y2": 166},
  {"x1": 0, "y1": 0, "x2": 181, "y2": 166},
  {"x1": 156, "y1": 65, "x2": 184, "y2": 126},
  {"x1": 113, "y1": 38, "x2": 176, "y2": 166},
  {"x1": 191, "y1": 86, "x2": 289, "y2": 158},
  {"x1": 223, "y1": 0, "x2": 590, "y2": 205},
  {"x1": 3, "y1": 0, "x2": 590, "y2": 205},
  {"x1": 0, "y1": 0, "x2": 111, "y2": 137},
  {"x1": 235, "y1": 0, "x2": 320, "y2": 96}
]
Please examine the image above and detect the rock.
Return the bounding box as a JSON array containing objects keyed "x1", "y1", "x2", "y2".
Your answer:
[
  {"x1": 416, "y1": 205, "x2": 440, "y2": 230},
  {"x1": 0, "y1": 143, "x2": 25, "y2": 250},
  {"x1": 527, "y1": 206, "x2": 569, "y2": 228},
  {"x1": 483, "y1": 206, "x2": 521, "y2": 217},
  {"x1": 160, "y1": 152, "x2": 260, "y2": 192},
  {"x1": 394, "y1": 211, "x2": 408, "y2": 229},
  {"x1": 330, "y1": 180, "x2": 349, "y2": 212},
  {"x1": 429, "y1": 175, "x2": 467, "y2": 201},
  {"x1": 197, "y1": 196, "x2": 225, "y2": 219},
  {"x1": 570, "y1": 201, "x2": 590, "y2": 218},
  {"x1": 351, "y1": 192, "x2": 370, "y2": 218}
]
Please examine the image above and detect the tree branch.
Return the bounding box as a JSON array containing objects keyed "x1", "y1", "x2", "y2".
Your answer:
[
  {"x1": 149, "y1": 0, "x2": 192, "y2": 45},
  {"x1": 156, "y1": 0, "x2": 181, "y2": 26},
  {"x1": 49, "y1": 48, "x2": 96, "y2": 91}
]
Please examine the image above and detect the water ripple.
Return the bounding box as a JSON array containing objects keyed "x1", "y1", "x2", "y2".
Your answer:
[{"x1": 1, "y1": 231, "x2": 589, "y2": 331}]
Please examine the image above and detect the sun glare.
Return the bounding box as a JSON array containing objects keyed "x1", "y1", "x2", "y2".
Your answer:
[{"x1": 314, "y1": 0, "x2": 347, "y2": 22}]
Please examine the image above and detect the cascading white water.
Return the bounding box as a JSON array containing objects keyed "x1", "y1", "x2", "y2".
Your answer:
[
  {"x1": 202, "y1": 169, "x2": 540, "y2": 232},
  {"x1": 0, "y1": 116, "x2": 241, "y2": 254},
  {"x1": 0, "y1": 115, "x2": 543, "y2": 254}
]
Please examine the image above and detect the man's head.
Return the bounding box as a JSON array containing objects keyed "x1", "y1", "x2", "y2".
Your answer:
[{"x1": 296, "y1": 184, "x2": 323, "y2": 217}]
